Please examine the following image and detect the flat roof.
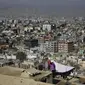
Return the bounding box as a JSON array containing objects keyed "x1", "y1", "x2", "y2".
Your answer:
[
  {"x1": 0, "y1": 66, "x2": 52, "y2": 81},
  {"x1": 0, "y1": 66, "x2": 24, "y2": 76},
  {"x1": 0, "y1": 74, "x2": 53, "y2": 85}
]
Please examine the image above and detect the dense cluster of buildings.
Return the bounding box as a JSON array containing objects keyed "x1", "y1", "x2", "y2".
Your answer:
[
  {"x1": 0, "y1": 17, "x2": 77, "y2": 54},
  {"x1": 0, "y1": 17, "x2": 85, "y2": 85}
]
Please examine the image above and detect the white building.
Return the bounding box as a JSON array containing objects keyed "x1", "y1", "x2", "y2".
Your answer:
[
  {"x1": 42, "y1": 24, "x2": 51, "y2": 32},
  {"x1": 0, "y1": 54, "x2": 16, "y2": 60}
]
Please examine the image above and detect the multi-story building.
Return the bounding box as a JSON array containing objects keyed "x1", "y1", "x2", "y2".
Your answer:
[
  {"x1": 39, "y1": 41, "x2": 58, "y2": 53},
  {"x1": 42, "y1": 24, "x2": 51, "y2": 32},
  {"x1": 39, "y1": 40, "x2": 74, "y2": 53},
  {"x1": 58, "y1": 40, "x2": 74, "y2": 53}
]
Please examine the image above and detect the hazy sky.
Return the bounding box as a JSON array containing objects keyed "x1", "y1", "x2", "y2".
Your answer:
[
  {"x1": 0, "y1": 0, "x2": 85, "y2": 17},
  {"x1": 0, "y1": 0, "x2": 85, "y2": 6}
]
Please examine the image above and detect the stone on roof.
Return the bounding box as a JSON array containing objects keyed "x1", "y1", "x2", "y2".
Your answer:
[{"x1": 26, "y1": 68, "x2": 41, "y2": 75}]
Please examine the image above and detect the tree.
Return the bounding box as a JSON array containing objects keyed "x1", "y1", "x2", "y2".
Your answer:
[{"x1": 16, "y1": 51, "x2": 27, "y2": 62}]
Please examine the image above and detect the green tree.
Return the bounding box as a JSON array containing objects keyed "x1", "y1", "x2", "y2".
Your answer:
[{"x1": 16, "y1": 51, "x2": 27, "y2": 62}]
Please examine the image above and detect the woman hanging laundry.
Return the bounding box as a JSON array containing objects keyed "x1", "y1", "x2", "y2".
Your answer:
[{"x1": 50, "y1": 62, "x2": 56, "y2": 78}]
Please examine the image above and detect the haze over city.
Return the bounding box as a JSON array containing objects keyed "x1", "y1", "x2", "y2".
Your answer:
[{"x1": 0, "y1": 0, "x2": 85, "y2": 17}]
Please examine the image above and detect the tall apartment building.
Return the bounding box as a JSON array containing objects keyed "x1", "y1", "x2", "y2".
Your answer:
[
  {"x1": 58, "y1": 40, "x2": 74, "y2": 53},
  {"x1": 39, "y1": 40, "x2": 74, "y2": 53},
  {"x1": 39, "y1": 41, "x2": 58, "y2": 53}
]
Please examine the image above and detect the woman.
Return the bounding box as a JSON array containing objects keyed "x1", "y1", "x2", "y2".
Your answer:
[{"x1": 50, "y1": 62, "x2": 56, "y2": 78}]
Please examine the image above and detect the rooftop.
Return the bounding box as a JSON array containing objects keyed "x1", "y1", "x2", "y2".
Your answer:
[
  {"x1": 0, "y1": 74, "x2": 53, "y2": 85},
  {"x1": 0, "y1": 66, "x2": 52, "y2": 81},
  {"x1": 0, "y1": 66, "x2": 24, "y2": 76}
]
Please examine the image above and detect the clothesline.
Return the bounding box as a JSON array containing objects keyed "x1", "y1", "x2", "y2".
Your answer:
[{"x1": 51, "y1": 60, "x2": 74, "y2": 73}]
